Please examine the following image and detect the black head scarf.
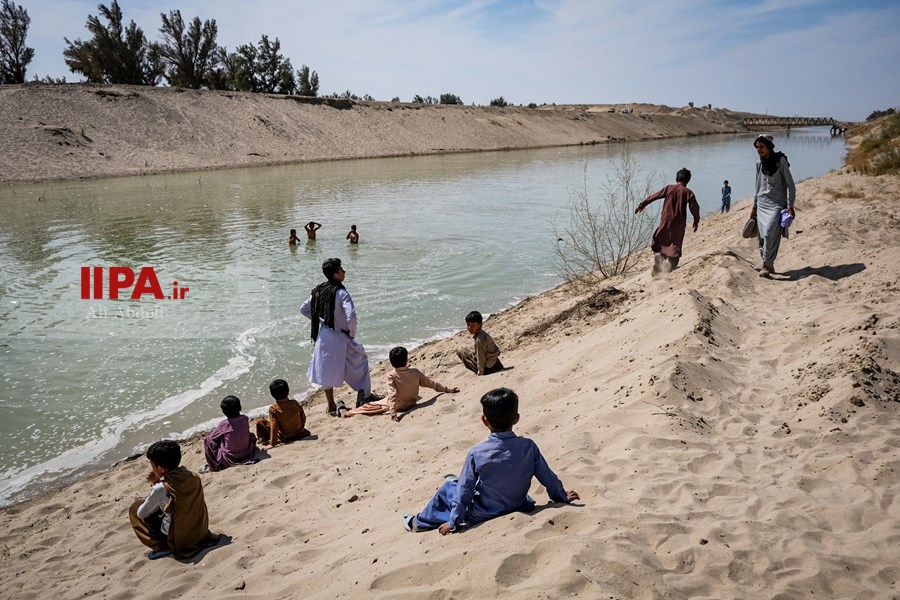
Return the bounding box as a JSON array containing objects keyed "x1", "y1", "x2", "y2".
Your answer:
[
  {"x1": 309, "y1": 277, "x2": 344, "y2": 341},
  {"x1": 761, "y1": 151, "x2": 789, "y2": 177}
]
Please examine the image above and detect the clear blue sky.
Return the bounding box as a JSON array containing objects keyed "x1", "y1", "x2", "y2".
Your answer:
[{"x1": 19, "y1": 0, "x2": 900, "y2": 121}]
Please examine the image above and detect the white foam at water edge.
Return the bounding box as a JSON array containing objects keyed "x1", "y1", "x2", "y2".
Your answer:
[{"x1": 0, "y1": 326, "x2": 261, "y2": 507}]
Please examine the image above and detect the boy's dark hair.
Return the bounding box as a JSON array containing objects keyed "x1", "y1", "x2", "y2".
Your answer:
[
  {"x1": 676, "y1": 168, "x2": 692, "y2": 183},
  {"x1": 480, "y1": 387, "x2": 518, "y2": 431},
  {"x1": 389, "y1": 346, "x2": 408, "y2": 368},
  {"x1": 146, "y1": 440, "x2": 181, "y2": 471},
  {"x1": 220, "y1": 395, "x2": 242, "y2": 418},
  {"x1": 290, "y1": 229, "x2": 297, "y2": 235},
  {"x1": 465, "y1": 310, "x2": 483, "y2": 325},
  {"x1": 269, "y1": 378, "x2": 290, "y2": 400},
  {"x1": 322, "y1": 258, "x2": 342, "y2": 279}
]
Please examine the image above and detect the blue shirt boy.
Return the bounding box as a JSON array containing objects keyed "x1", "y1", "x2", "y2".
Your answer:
[{"x1": 405, "y1": 387, "x2": 578, "y2": 534}]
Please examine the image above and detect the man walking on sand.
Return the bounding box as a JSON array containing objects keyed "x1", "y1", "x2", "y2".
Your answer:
[{"x1": 635, "y1": 167, "x2": 700, "y2": 277}]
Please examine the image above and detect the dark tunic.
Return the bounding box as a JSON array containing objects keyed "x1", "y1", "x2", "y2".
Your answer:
[
  {"x1": 129, "y1": 466, "x2": 220, "y2": 559},
  {"x1": 163, "y1": 466, "x2": 220, "y2": 558},
  {"x1": 639, "y1": 183, "x2": 700, "y2": 258}
]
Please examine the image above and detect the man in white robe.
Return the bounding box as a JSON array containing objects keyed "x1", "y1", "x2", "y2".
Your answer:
[{"x1": 300, "y1": 258, "x2": 375, "y2": 415}]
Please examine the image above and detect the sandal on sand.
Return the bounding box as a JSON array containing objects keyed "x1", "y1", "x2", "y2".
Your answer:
[
  {"x1": 198, "y1": 464, "x2": 209, "y2": 474},
  {"x1": 147, "y1": 550, "x2": 171, "y2": 560},
  {"x1": 758, "y1": 267, "x2": 771, "y2": 278},
  {"x1": 402, "y1": 514, "x2": 419, "y2": 533},
  {"x1": 443, "y1": 473, "x2": 458, "y2": 483}
]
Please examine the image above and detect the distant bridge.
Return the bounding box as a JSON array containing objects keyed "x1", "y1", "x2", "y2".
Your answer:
[{"x1": 741, "y1": 116, "x2": 846, "y2": 134}]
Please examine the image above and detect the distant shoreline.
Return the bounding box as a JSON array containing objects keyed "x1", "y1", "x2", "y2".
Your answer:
[{"x1": 0, "y1": 84, "x2": 760, "y2": 185}]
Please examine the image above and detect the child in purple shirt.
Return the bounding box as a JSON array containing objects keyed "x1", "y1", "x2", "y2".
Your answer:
[
  {"x1": 403, "y1": 387, "x2": 579, "y2": 534},
  {"x1": 201, "y1": 395, "x2": 258, "y2": 473}
]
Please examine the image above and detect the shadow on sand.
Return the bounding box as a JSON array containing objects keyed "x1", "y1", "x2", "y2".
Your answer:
[{"x1": 778, "y1": 263, "x2": 866, "y2": 281}]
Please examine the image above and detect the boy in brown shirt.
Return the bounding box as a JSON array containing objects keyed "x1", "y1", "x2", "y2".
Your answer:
[
  {"x1": 255, "y1": 379, "x2": 310, "y2": 449},
  {"x1": 456, "y1": 311, "x2": 503, "y2": 376}
]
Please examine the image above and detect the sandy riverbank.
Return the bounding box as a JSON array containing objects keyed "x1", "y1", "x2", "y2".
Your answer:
[
  {"x1": 0, "y1": 84, "x2": 755, "y2": 185},
  {"x1": 1, "y1": 165, "x2": 899, "y2": 598}
]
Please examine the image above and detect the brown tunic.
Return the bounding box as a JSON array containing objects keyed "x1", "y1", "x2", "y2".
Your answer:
[
  {"x1": 256, "y1": 399, "x2": 309, "y2": 445},
  {"x1": 129, "y1": 466, "x2": 219, "y2": 559},
  {"x1": 162, "y1": 466, "x2": 220, "y2": 559},
  {"x1": 639, "y1": 183, "x2": 700, "y2": 258}
]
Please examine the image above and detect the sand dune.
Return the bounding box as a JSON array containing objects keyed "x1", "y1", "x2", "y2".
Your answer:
[
  {"x1": 0, "y1": 84, "x2": 752, "y2": 185},
  {"x1": 2, "y1": 168, "x2": 898, "y2": 599}
]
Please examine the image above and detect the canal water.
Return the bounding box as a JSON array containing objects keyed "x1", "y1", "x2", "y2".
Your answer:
[{"x1": 0, "y1": 129, "x2": 845, "y2": 506}]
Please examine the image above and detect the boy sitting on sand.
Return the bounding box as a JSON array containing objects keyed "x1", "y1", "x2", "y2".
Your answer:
[
  {"x1": 200, "y1": 395, "x2": 258, "y2": 473},
  {"x1": 337, "y1": 346, "x2": 459, "y2": 421},
  {"x1": 255, "y1": 379, "x2": 310, "y2": 450},
  {"x1": 402, "y1": 387, "x2": 578, "y2": 534},
  {"x1": 129, "y1": 440, "x2": 220, "y2": 560},
  {"x1": 456, "y1": 310, "x2": 504, "y2": 375}
]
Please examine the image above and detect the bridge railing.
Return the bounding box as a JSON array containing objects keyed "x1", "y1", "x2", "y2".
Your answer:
[{"x1": 741, "y1": 117, "x2": 838, "y2": 127}]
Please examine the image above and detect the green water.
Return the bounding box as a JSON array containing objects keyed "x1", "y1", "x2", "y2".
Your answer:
[{"x1": 0, "y1": 130, "x2": 846, "y2": 505}]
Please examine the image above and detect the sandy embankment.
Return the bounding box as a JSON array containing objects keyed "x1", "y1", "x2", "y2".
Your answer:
[
  {"x1": 2, "y1": 85, "x2": 898, "y2": 598},
  {"x1": 1, "y1": 163, "x2": 899, "y2": 598},
  {"x1": 0, "y1": 84, "x2": 752, "y2": 185}
]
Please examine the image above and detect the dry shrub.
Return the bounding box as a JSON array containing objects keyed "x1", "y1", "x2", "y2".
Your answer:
[
  {"x1": 823, "y1": 187, "x2": 866, "y2": 200},
  {"x1": 845, "y1": 112, "x2": 900, "y2": 175},
  {"x1": 553, "y1": 150, "x2": 659, "y2": 288}
]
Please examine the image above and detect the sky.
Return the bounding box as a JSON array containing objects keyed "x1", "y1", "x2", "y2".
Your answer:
[{"x1": 15, "y1": 0, "x2": 900, "y2": 122}]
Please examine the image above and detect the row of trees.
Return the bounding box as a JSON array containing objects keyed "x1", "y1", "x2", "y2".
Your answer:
[
  {"x1": 61, "y1": 1, "x2": 319, "y2": 94},
  {"x1": 2, "y1": 0, "x2": 508, "y2": 106},
  {"x1": 411, "y1": 93, "x2": 463, "y2": 105},
  {"x1": 0, "y1": 0, "x2": 319, "y2": 95}
]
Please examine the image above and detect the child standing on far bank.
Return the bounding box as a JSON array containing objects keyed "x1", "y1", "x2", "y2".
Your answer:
[
  {"x1": 403, "y1": 387, "x2": 578, "y2": 534},
  {"x1": 721, "y1": 180, "x2": 732, "y2": 213},
  {"x1": 456, "y1": 310, "x2": 503, "y2": 375}
]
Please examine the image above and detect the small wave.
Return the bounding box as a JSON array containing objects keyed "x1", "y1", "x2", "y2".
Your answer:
[{"x1": 0, "y1": 325, "x2": 262, "y2": 507}]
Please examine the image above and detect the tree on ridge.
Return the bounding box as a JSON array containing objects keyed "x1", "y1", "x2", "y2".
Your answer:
[
  {"x1": 63, "y1": 0, "x2": 162, "y2": 85},
  {"x1": 297, "y1": 64, "x2": 318, "y2": 97},
  {"x1": 0, "y1": 0, "x2": 34, "y2": 84},
  {"x1": 156, "y1": 9, "x2": 220, "y2": 89},
  {"x1": 439, "y1": 93, "x2": 463, "y2": 105}
]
